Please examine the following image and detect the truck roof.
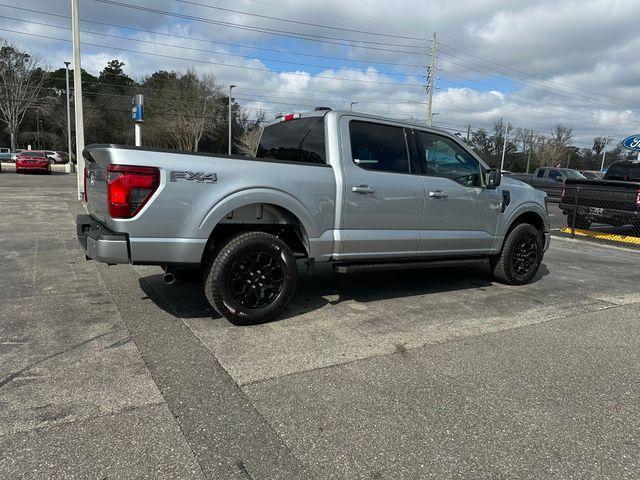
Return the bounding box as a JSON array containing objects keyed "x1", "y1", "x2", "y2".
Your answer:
[{"x1": 265, "y1": 109, "x2": 457, "y2": 136}]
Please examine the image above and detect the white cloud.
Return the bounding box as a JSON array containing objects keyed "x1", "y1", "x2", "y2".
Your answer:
[{"x1": 3, "y1": 0, "x2": 640, "y2": 145}]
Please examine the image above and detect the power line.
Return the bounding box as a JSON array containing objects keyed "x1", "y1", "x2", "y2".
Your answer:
[
  {"x1": 0, "y1": 28, "x2": 427, "y2": 89},
  {"x1": 93, "y1": 0, "x2": 426, "y2": 54},
  {"x1": 437, "y1": 41, "x2": 639, "y2": 108},
  {"x1": 0, "y1": 4, "x2": 426, "y2": 69},
  {"x1": 172, "y1": 0, "x2": 426, "y2": 41},
  {"x1": 438, "y1": 48, "x2": 637, "y2": 109},
  {"x1": 0, "y1": 16, "x2": 423, "y2": 79}
]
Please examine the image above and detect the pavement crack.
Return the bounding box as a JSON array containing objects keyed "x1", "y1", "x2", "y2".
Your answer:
[{"x1": 0, "y1": 329, "x2": 121, "y2": 389}]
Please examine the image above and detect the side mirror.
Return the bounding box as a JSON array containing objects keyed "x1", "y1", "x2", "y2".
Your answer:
[{"x1": 486, "y1": 168, "x2": 501, "y2": 189}]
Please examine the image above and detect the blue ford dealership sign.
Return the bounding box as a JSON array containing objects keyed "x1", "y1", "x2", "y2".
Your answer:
[{"x1": 622, "y1": 134, "x2": 640, "y2": 151}]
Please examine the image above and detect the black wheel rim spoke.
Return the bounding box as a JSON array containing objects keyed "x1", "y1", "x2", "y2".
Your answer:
[
  {"x1": 513, "y1": 237, "x2": 539, "y2": 276},
  {"x1": 229, "y1": 251, "x2": 286, "y2": 309}
]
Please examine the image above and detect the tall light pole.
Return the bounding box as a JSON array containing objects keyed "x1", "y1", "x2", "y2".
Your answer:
[
  {"x1": 71, "y1": 0, "x2": 85, "y2": 199},
  {"x1": 228, "y1": 84, "x2": 236, "y2": 156},
  {"x1": 600, "y1": 136, "x2": 613, "y2": 171},
  {"x1": 64, "y1": 61, "x2": 74, "y2": 173},
  {"x1": 500, "y1": 121, "x2": 511, "y2": 171},
  {"x1": 349, "y1": 101, "x2": 358, "y2": 111},
  {"x1": 430, "y1": 112, "x2": 439, "y2": 125}
]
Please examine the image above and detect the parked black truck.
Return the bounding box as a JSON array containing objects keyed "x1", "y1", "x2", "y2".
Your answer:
[
  {"x1": 560, "y1": 161, "x2": 640, "y2": 229},
  {"x1": 508, "y1": 167, "x2": 586, "y2": 202}
]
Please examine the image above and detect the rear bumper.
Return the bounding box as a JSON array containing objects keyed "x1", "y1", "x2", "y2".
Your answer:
[
  {"x1": 76, "y1": 214, "x2": 130, "y2": 264},
  {"x1": 17, "y1": 163, "x2": 50, "y2": 171}
]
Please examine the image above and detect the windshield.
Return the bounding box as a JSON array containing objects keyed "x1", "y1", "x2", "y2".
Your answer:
[
  {"x1": 564, "y1": 170, "x2": 586, "y2": 180},
  {"x1": 257, "y1": 117, "x2": 326, "y2": 164}
]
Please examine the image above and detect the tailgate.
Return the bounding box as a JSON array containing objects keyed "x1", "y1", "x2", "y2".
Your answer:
[
  {"x1": 84, "y1": 147, "x2": 111, "y2": 224},
  {"x1": 563, "y1": 180, "x2": 639, "y2": 211}
]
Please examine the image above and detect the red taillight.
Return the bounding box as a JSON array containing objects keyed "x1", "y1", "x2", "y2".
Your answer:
[
  {"x1": 83, "y1": 167, "x2": 88, "y2": 202},
  {"x1": 107, "y1": 164, "x2": 159, "y2": 219}
]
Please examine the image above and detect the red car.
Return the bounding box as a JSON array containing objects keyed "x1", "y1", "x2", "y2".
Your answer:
[{"x1": 15, "y1": 150, "x2": 51, "y2": 174}]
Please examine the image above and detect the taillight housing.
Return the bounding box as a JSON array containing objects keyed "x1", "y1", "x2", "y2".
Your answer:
[{"x1": 107, "y1": 164, "x2": 159, "y2": 219}]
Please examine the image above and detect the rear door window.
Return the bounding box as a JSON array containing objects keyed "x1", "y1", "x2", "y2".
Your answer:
[
  {"x1": 257, "y1": 117, "x2": 326, "y2": 164},
  {"x1": 349, "y1": 121, "x2": 410, "y2": 174},
  {"x1": 536, "y1": 169, "x2": 546, "y2": 178}
]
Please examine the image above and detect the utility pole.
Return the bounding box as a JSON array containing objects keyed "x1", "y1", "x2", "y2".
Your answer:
[
  {"x1": 71, "y1": 0, "x2": 85, "y2": 199},
  {"x1": 228, "y1": 84, "x2": 236, "y2": 155},
  {"x1": 466, "y1": 124, "x2": 471, "y2": 142},
  {"x1": 36, "y1": 112, "x2": 40, "y2": 148},
  {"x1": 64, "y1": 61, "x2": 74, "y2": 173},
  {"x1": 427, "y1": 32, "x2": 437, "y2": 126}
]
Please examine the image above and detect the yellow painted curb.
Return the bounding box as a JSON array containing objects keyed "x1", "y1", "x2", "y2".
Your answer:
[{"x1": 561, "y1": 228, "x2": 640, "y2": 245}]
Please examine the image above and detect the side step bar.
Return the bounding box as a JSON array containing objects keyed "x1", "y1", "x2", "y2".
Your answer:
[{"x1": 333, "y1": 257, "x2": 488, "y2": 274}]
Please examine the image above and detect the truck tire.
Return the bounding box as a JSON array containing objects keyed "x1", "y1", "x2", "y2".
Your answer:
[
  {"x1": 204, "y1": 232, "x2": 297, "y2": 325},
  {"x1": 491, "y1": 223, "x2": 543, "y2": 285},
  {"x1": 567, "y1": 214, "x2": 591, "y2": 229}
]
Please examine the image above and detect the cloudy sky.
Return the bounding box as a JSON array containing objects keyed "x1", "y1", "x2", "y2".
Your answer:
[{"x1": 3, "y1": 0, "x2": 640, "y2": 146}]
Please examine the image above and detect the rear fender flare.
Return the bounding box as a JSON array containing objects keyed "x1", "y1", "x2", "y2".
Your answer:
[{"x1": 197, "y1": 188, "x2": 317, "y2": 240}]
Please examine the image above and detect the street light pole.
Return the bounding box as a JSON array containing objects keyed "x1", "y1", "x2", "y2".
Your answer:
[
  {"x1": 228, "y1": 84, "x2": 236, "y2": 156},
  {"x1": 500, "y1": 122, "x2": 510, "y2": 171},
  {"x1": 71, "y1": 0, "x2": 85, "y2": 199},
  {"x1": 64, "y1": 61, "x2": 74, "y2": 173},
  {"x1": 600, "y1": 136, "x2": 613, "y2": 171}
]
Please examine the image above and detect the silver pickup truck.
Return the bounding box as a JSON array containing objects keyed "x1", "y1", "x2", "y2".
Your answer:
[{"x1": 77, "y1": 109, "x2": 550, "y2": 324}]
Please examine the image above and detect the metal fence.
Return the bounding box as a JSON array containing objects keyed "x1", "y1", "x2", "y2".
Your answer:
[{"x1": 546, "y1": 184, "x2": 640, "y2": 246}]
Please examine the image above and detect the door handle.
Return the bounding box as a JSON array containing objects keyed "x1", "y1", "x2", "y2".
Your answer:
[
  {"x1": 429, "y1": 190, "x2": 448, "y2": 199},
  {"x1": 352, "y1": 185, "x2": 375, "y2": 194}
]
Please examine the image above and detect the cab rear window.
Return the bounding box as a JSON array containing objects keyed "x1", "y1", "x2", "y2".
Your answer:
[
  {"x1": 605, "y1": 163, "x2": 640, "y2": 182},
  {"x1": 257, "y1": 117, "x2": 326, "y2": 164}
]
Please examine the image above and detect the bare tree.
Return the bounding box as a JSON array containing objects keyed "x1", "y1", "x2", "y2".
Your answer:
[
  {"x1": 145, "y1": 69, "x2": 222, "y2": 151},
  {"x1": 0, "y1": 40, "x2": 48, "y2": 150},
  {"x1": 234, "y1": 111, "x2": 265, "y2": 157}
]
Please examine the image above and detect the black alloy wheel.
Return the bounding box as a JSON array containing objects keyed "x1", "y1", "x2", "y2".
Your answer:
[
  {"x1": 512, "y1": 236, "x2": 539, "y2": 276},
  {"x1": 229, "y1": 251, "x2": 285, "y2": 309}
]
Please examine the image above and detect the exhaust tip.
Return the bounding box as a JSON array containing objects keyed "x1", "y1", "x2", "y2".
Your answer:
[{"x1": 162, "y1": 272, "x2": 176, "y2": 285}]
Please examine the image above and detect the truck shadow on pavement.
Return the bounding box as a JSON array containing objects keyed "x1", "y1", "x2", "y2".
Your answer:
[{"x1": 138, "y1": 262, "x2": 549, "y2": 324}]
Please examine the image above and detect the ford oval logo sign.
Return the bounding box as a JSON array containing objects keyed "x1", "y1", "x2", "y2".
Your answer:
[{"x1": 622, "y1": 134, "x2": 640, "y2": 151}]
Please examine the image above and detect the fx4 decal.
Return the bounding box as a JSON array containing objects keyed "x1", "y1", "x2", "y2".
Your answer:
[{"x1": 170, "y1": 171, "x2": 218, "y2": 183}]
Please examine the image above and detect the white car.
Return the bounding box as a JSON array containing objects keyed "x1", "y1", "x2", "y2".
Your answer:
[{"x1": 45, "y1": 151, "x2": 69, "y2": 164}]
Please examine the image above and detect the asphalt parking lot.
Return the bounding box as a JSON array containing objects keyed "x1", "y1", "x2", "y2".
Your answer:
[{"x1": 2, "y1": 168, "x2": 640, "y2": 479}]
